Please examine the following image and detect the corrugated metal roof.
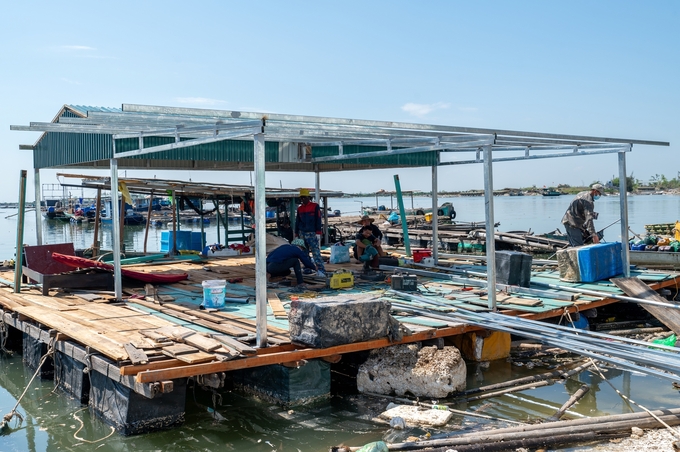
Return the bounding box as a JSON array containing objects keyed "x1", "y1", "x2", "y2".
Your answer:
[{"x1": 65, "y1": 105, "x2": 123, "y2": 116}]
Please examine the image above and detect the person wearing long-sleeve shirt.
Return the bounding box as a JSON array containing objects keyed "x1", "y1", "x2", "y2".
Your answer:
[
  {"x1": 561, "y1": 183, "x2": 604, "y2": 246},
  {"x1": 294, "y1": 188, "x2": 326, "y2": 277},
  {"x1": 266, "y1": 239, "x2": 316, "y2": 285}
]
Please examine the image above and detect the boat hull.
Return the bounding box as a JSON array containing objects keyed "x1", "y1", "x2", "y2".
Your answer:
[
  {"x1": 629, "y1": 251, "x2": 680, "y2": 270},
  {"x1": 50, "y1": 252, "x2": 189, "y2": 283}
]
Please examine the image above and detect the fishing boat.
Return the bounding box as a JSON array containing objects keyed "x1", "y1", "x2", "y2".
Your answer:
[
  {"x1": 100, "y1": 200, "x2": 146, "y2": 226},
  {"x1": 629, "y1": 250, "x2": 680, "y2": 270},
  {"x1": 50, "y1": 252, "x2": 189, "y2": 283},
  {"x1": 542, "y1": 188, "x2": 563, "y2": 197}
]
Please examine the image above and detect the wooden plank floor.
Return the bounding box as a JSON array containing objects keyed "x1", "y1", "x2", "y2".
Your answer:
[{"x1": 1, "y1": 255, "x2": 678, "y2": 384}]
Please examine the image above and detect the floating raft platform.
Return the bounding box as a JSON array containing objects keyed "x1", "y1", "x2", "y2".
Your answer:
[{"x1": 1, "y1": 254, "x2": 678, "y2": 434}]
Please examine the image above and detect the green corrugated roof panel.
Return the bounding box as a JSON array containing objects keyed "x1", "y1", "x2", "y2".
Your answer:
[
  {"x1": 33, "y1": 132, "x2": 113, "y2": 168},
  {"x1": 115, "y1": 137, "x2": 280, "y2": 163},
  {"x1": 313, "y1": 144, "x2": 437, "y2": 167}
]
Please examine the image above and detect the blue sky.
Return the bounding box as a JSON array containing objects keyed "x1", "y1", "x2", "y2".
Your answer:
[{"x1": 1, "y1": 1, "x2": 678, "y2": 200}]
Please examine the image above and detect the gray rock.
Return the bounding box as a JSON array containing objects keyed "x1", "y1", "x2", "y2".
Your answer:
[{"x1": 357, "y1": 343, "x2": 467, "y2": 398}]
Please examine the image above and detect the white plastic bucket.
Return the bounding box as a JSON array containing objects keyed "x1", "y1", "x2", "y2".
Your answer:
[{"x1": 202, "y1": 280, "x2": 226, "y2": 308}]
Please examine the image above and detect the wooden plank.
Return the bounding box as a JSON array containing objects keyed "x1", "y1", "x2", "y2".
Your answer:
[
  {"x1": 183, "y1": 333, "x2": 222, "y2": 352},
  {"x1": 162, "y1": 343, "x2": 198, "y2": 356},
  {"x1": 611, "y1": 277, "x2": 680, "y2": 336},
  {"x1": 211, "y1": 334, "x2": 257, "y2": 355},
  {"x1": 267, "y1": 291, "x2": 288, "y2": 319},
  {"x1": 174, "y1": 351, "x2": 215, "y2": 364},
  {"x1": 123, "y1": 343, "x2": 149, "y2": 365},
  {"x1": 11, "y1": 305, "x2": 127, "y2": 360},
  {"x1": 154, "y1": 325, "x2": 196, "y2": 340},
  {"x1": 481, "y1": 294, "x2": 543, "y2": 307},
  {"x1": 192, "y1": 318, "x2": 250, "y2": 337}
]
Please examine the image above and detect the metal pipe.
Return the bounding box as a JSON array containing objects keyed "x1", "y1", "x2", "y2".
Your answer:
[
  {"x1": 110, "y1": 157, "x2": 123, "y2": 301},
  {"x1": 387, "y1": 294, "x2": 680, "y2": 380},
  {"x1": 482, "y1": 145, "x2": 496, "y2": 311},
  {"x1": 618, "y1": 150, "x2": 631, "y2": 277},
  {"x1": 92, "y1": 188, "x2": 101, "y2": 257},
  {"x1": 394, "y1": 174, "x2": 411, "y2": 256},
  {"x1": 34, "y1": 168, "x2": 42, "y2": 246},
  {"x1": 431, "y1": 163, "x2": 438, "y2": 264},
  {"x1": 13, "y1": 170, "x2": 27, "y2": 293},
  {"x1": 254, "y1": 132, "x2": 268, "y2": 348}
]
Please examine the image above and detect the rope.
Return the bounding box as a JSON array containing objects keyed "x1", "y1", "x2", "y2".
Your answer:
[
  {"x1": 1, "y1": 338, "x2": 56, "y2": 430},
  {"x1": 72, "y1": 407, "x2": 115, "y2": 443}
]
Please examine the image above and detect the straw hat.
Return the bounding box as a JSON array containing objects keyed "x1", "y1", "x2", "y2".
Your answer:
[
  {"x1": 299, "y1": 188, "x2": 310, "y2": 197},
  {"x1": 359, "y1": 215, "x2": 374, "y2": 223}
]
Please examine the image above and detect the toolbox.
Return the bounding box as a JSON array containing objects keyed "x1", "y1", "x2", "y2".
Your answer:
[
  {"x1": 391, "y1": 273, "x2": 418, "y2": 291},
  {"x1": 329, "y1": 270, "x2": 354, "y2": 289}
]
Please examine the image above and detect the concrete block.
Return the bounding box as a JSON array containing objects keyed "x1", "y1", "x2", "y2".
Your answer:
[
  {"x1": 288, "y1": 294, "x2": 397, "y2": 348},
  {"x1": 357, "y1": 344, "x2": 466, "y2": 398}
]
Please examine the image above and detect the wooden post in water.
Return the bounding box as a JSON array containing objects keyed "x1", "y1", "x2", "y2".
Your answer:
[
  {"x1": 92, "y1": 188, "x2": 101, "y2": 257},
  {"x1": 143, "y1": 190, "x2": 154, "y2": 254},
  {"x1": 13, "y1": 170, "x2": 27, "y2": 293}
]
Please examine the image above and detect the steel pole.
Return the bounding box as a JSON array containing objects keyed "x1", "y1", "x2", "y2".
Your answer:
[
  {"x1": 13, "y1": 170, "x2": 27, "y2": 293},
  {"x1": 34, "y1": 168, "x2": 43, "y2": 246},
  {"x1": 254, "y1": 132, "x2": 268, "y2": 348},
  {"x1": 432, "y1": 163, "x2": 438, "y2": 263},
  {"x1": 110, "y1": 157, "x2": 123, "y2": 301},
  {"x1": 482, "y1": 145, "x2": 497, "y2": 310},
  {"x1": 618, "y1": 150, "x2": 630, "y2": 277},
  {"x1": 394, "y1": 174, "x2": 411, "y2": 257}
]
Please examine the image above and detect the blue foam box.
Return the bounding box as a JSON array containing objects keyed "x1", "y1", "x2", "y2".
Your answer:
[
  {"x1": 577, "y1": 242, "x2": 623, "y2": 282},
  {"x1": 191, "y1": 231, "x2": 205, "y2": 251},
  {"x1": 160, "y1": 231, "x2": 193, "y2": 252}
]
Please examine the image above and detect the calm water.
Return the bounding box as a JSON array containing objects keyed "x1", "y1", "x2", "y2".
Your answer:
[{"x1": 1, "y1": 194, "x2": 679, "y2": 451}]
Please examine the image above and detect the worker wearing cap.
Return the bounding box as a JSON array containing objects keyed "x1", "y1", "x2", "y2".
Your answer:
[
  {"x1": 294, "y1": 188, "x2": 326, "y2": 277},
  {"x1": 561, "y1": 183, "x2": 605, "y2": 246}
]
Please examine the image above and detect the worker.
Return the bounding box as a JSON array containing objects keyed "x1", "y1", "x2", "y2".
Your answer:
[
  {"x1": 355, "y1": 226, "x2": 384, "y2": 269},
  {"x1": 266, "y1": 238, "x2": 316, "y2": 288},
  {"x1": 561, "y1": 183, "x2": 604, "y2": 247},
  {"x1": 294, "y1": 188, "x2": 326, "y2": 277}
]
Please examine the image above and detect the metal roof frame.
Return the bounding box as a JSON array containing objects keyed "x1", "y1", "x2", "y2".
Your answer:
[{"x1": 10, "y1": 103, "x2": 671, "y2": 350}]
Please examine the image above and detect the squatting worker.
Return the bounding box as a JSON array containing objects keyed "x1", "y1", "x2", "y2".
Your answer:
[
  {"x1": 354, "y1": 216, "x2": 385, "y2": 263},
  {"x1": 294, "y1": 188, "x2": 327, "y2": 277},
  {"x1": 561, "y1": 183, "x2": 604, "y2": 247},
  {"x1": 266, "y1": 238, "x2": 316, "y2": 287},
  {"x1": 355, "y1": 226, "x2": 383, "y2": 268}
]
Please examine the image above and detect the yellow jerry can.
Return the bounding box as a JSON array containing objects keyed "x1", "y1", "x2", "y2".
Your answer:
[{"x1": 329, "y1": 270, "x2": 354, "y2": 289}]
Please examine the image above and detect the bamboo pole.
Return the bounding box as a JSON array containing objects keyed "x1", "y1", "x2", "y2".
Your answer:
[
  {"x1": 380, "y1": 408, "x2": 680, "y2": 451},
  {"x1": 546, "y1": 384, "x2": 590, "y2": 422}
]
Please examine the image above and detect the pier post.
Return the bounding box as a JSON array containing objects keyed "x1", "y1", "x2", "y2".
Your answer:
[
  {"x1": 110, "y1": 157, "x2": 123, "y2": 301},
  {"x1": 14, "y1": 170, "x2": 27, "y2": 293},
  {"x1": 432, "y1": 163, "x2": 439, "y2": 263}
]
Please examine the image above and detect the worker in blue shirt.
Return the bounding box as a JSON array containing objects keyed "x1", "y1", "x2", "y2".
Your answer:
[{"x1": 266, "y1": 238, "x2": 317, "y2": 287}]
